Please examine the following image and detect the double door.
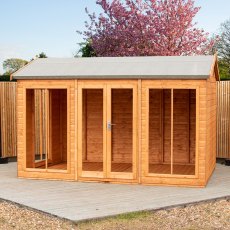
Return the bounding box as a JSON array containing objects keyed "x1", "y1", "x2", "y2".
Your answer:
[{"x1": 77, "y1": 81, "x2": 137, "y2": 182}]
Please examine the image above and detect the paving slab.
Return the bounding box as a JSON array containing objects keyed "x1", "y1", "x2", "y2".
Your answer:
[{"x1": 0, "y1": 163, "x2": 229, "y2": 221}]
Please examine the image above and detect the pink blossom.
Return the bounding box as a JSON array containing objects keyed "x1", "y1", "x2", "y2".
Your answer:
[{"x1": 83, "y1": 0, "x2": 215, "y2": 56}]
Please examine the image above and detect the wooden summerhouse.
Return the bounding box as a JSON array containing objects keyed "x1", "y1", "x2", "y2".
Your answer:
[{"x1": 12, "y1": 55, "x2": 219, "y2": 187}]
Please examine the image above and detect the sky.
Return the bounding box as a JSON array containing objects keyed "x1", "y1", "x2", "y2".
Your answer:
[{"x1": 0, "y1": 0, "x2": 230, "y2": 74}]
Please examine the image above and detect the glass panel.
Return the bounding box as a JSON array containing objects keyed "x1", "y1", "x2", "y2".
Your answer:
[
  {"x1": 26, "y1": 89, "x2": 68, "y2": 170},
  {"x1": 48, "y1": 89, "x2": 67, "y2": 170},
  {"x1": 173, "y1": 89, "x2": 195, "y2": 175},
  {"x1": 148, "y1": 89, "x2": 171, "y2": 174},
  {"x1": 34, "y1": 90, "x2": 47, "y2": 168},
  {"x1": 82, "y1": 89, "x2": 103, "y2": 172},
  {"x1": 26, "y1": 89, "x2": 47, "y2": 169},
  {"x1": 111, "y1": 89, "x2": 133, "y2": 173},
  {"x1": 26, "y1": 89, "x2": 36, "y2": 168}
]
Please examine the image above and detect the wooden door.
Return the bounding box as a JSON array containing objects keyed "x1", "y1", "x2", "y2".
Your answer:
[
  {"x1": 106, "y1": 83, "x2": 138, "y2": 180},
  {"x1": 77, "y1": 81, "x2": 138, "y2": 182},
  {"x1": 77, "y1": 82, "x2": 107, "y2": 179}
]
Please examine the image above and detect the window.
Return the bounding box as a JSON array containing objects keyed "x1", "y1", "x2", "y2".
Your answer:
[
  {"x1": 26, "y1": 89, "x2": 68, "y2": 170},
  {"x1": 148, "y1": 89, "x2": 196, "y2": 175}
]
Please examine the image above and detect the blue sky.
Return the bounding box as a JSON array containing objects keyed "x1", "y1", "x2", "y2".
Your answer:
[{"x1": 0, "y1": 0, "x2": 230, "y2": 73}]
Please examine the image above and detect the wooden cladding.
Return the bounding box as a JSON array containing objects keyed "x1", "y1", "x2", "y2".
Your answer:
[
  {"x1": 0, "y1": 82, "x2": 17, "y2": 158},
  {"x1": 217, "y1": 81, "x2": 230, "y2": 159},
  {"x1": 2, "y1": 80, "x2": 225, "y2": 162},
  {"x1": 16, "y1": 78, "x2": 218, "y2": 187}
]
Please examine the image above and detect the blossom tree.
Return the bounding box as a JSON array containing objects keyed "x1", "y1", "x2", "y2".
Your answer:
[{"x1": 81, "y1": 0, "x2": 214, "y2": 56}]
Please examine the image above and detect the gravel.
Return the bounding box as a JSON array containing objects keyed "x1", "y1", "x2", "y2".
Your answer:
[
  {"x1": 78, "y1": 199, "x2": 230, "y2": 230},
  {"x1": 0, "y1": 198, "x2": 229, "y2": 230},
  {"x1": 0, "y1": 200, "x2": 76, "y2": 230}
]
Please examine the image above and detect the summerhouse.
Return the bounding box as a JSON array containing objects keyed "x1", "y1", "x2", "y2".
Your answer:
[{"x1": 12, "y1": 55, "x2": 219, "y2": 187}]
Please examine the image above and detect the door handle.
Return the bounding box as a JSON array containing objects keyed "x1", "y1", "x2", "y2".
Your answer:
[{"x1": 107, "y1": 121, "x2": 116, "y2": 130}]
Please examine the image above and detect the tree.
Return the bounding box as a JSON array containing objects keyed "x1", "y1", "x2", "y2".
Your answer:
[
  {"x1": 216, "y1": 19, "x2": 230, "y2": 79},
  {"x1": 0, "y1": 74, "x2": 11, "y2": 81},
  {"x1": 36, "y1": 52, "x2": 47, "y2": 58},
  {"x1": 30, "y1": 52, "x2": 48, "y2": 61},
  {"x1": 3, "y1": 58, "x2": 28, "y2": 75},
  {"x1": 75, "y1": 41, "x2": 97, "y2": 57},
  {"x1": 82, "y1": 0, "x2": 214, "y2": 56}
]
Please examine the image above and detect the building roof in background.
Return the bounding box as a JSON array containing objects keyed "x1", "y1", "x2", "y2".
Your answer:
[{"x1": 12, "y1": 55, "x2": 217, "y2": 80}]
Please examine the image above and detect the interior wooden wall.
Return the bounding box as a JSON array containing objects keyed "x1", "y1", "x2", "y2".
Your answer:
[
  {"x1": 112, "y1": 89, "x2": 133, "y2": 164},
  {"x1": 149, "y1": 89, "x2": 163, "y2": 163},
  {"x1": 82, "y1": 89, "x2": 103, "y2": 163},
  {"x1": 149, "y1": 89, "x2": 195, "y2": 165},
  {"x1": 34, "y1": 90, "x2": 47, "y2": 158},
  {"x1": 61, "y1": 90, "x2": 67, "y2": 162},
  {"x1": 26, "y1": 89, "x2": 35, "y2": 168},
  {"x1": 49, "y1": 89, "x2": 67, "y2": 165},
  {"x1": 189, "y1": 90, "x2": 196, "y2": 163},
  {"x1": 173, "y1": 89, "x2": 196, "y2": 164}
]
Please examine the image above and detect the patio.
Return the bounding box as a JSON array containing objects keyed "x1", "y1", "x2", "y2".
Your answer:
[{"x1": 0, "y1": 162, "x2": 229, "y2": 222}]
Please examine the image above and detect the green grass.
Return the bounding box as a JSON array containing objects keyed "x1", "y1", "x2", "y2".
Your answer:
[
  {"x1": 76, "y1": 210, "x2": 151, "y2": 227},
  {"x1": 115, "y1": 211, "x2": 150, "y2": 220}
]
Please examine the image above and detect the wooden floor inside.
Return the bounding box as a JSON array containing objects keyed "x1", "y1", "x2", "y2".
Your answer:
[
  {"x1": 149, "y1": 164, "x2": 195, "y2": 175},
  {"x1": 83, "y1": 162, "x2": 132, "y2": 172},
  {"x1": 36, "y1": 162, "x2": 67, "y2": 170},
  {"x1": 35, "y1": 162, "x2": 194, "y2": 174},
  {"x1": 48, "y1": 162, "x2": 67, "y2": 170}
]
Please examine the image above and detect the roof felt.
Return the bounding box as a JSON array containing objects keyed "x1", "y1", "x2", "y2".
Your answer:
[{"x1": 12, "y1": 55, "x2": 215, "y2": 80}]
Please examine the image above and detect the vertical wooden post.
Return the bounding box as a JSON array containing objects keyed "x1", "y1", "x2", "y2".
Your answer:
[
  {"x1": 75, "y1": 80, "x2": 78, "y2": 180},
  {"x1": 138, "y1": 79, "x2": 142, "y2": 183},
  {"x1": 82, "y1": 90, "x2": 87, "y2": 161},
  {"x1": 188, "y1": 90, "x2": 190, "y2": 163},
  {"x1": 171, "y1": 89, "x2": 173, "y2": 175},
  {"x1": 40, "y1": 90, "x2": 43, "y2": 160},
  {"x1": 102, "y1": 85, "x2": 107, "y2": 178},
  {"x1": 77, "y1": 84, "x2": 83, "y2": 177},
  {"x1": 106, "y1": 85, "x2": 111, "y2": 177},
  {"x1": 45, "y1": 89, "x2": 49, "y2": 170},
  {"x1": 161, "y1": 89, "x2": 164, "y2": 163}
]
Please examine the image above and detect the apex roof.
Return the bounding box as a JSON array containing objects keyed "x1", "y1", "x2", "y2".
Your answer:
[{"x1": 12, "y1": 55, "x2": 218, "y2": 80}]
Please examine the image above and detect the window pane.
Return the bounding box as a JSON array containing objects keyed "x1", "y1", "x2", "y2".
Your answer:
[
  {"x1": 82, "y1": 89, "x2": 103, "y2": 172},
  {"x1": 173, "y1": 89, "x2": 195, "y2": 175},
  {"x1": 148, "y1": 89, "x2": 171, "y2": 174},
  {"x1": 111, "y1": 89, "x2": 133, "y2": 173}
]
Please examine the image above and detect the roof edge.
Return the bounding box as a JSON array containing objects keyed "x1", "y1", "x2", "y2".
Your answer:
[
  {"x1": 13, "y1": 75, "x2": 209, "y2": 80},
  {"x1": 209, "y1": 54, "x2": 220, "y2": 81},
  {"x1": 11, "y1": 58, "x2": 39, "y2": 80}
]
